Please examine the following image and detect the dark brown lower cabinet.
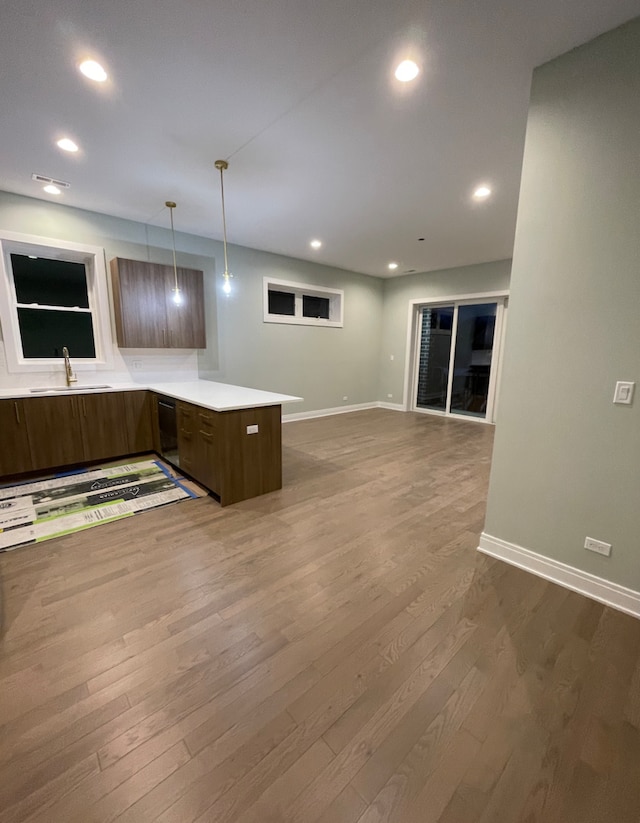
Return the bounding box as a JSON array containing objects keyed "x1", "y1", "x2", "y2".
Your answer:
[
  {"x1": 123, "y1": 391, "x2": 154, "y2": 454},
  {"x1": 196, "y1": 408, "x2": 218, "y2": 494},
  {"x1": 175, "y1": 400, "x2": 281, "y2": 506},
  {"x1": 177, "y1": 402, "x2": 197, "y2": 477},
  {"x1": 17, "y1": 391, "x2": 147, "y2": 476},
  {"x1": 78, "y1": 392, "x2": 129, "y2": 463},
  {"x1": 217, "y1": 405, "x2": 281, "y2": 506},
  {"x1": 23, "y1": 394, "x2": 84, "y2": 471},
  {"x1": 0, "y1": 399, "x2": 32, "y2": 475},
  {"x1": 2, "y1": 391, "x2": 282, "y2": 507}
]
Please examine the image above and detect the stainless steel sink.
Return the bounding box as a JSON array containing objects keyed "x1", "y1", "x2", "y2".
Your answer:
[{"x1": 29, "y1": 385, "x2": 112, "y2": 393}]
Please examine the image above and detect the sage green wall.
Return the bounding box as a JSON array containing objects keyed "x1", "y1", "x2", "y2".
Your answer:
[
  {"x1": 378, "y1": 260, "x2": 511, "y2": 404},
  {"x1": 0, "y1": 191, "x2": 383, "y2": 411},
  {"x1": 483, "y1": 19, "x2": 640, "y2": 590},
  {"x1": 199, "y1": 244, "x2": 383, "y2": 411}
]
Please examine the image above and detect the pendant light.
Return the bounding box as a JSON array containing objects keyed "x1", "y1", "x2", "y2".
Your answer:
[
  {"x1": 165, "y1": 200, "x2": 183, "y2": 305},
  {"x1": 214, "y1": 159, "x2": 233, "y2": 294}
]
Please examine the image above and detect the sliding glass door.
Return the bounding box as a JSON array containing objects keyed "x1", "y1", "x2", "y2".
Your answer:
[
  {"x1": 413, "y1": 298, "x2": 505, "y2": 422},
  {"x1": 415, "y1": 306, "x2": 454, "y2": 411}
]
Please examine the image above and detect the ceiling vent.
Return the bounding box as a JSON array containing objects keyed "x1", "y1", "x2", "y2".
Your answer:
[{"x1": 31, "y1": 173, "x2": 71, "y2": 188}]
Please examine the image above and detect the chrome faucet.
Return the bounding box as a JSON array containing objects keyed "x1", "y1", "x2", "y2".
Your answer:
[{"x1": 62, "y1": 346, "x2": 77, "y2": 387}]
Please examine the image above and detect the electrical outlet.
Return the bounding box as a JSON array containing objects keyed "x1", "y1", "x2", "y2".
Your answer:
[
  {"x1": 132, "y1": 360, "x2": 143, "y2": 370},
  {"x1": 342, "y1": 396, "x2": 348, "y2": 401},
  {"x1": 584, "y1": 536, "x2": 612, "y2": 557},
  {"x1": 246, "y1": 424, "x2": 259, "y2": 435},
  {"x1": 387, "y1": 393, "x2": 393, "y2": 399},
  {"x1": 390, "y1": 354, "x2": 395, "y2": 361}
]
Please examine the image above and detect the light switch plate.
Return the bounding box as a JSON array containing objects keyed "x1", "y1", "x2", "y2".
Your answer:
[
  {"x1": 613, "y1": 381, "x2": 635, "y2": 404},
  {"x1": 246, "y1": 424, "x2": 259, "y2": 434}
]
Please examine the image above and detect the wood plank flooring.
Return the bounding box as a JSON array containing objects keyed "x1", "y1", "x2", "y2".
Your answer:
[{"x1": 1, "y1": 408, "x2": 640, "y2": 822}]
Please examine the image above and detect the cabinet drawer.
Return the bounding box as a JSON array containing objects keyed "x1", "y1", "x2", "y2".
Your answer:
[{"x1": 198, "y1": 409, "x2": 216, "y2": 427}]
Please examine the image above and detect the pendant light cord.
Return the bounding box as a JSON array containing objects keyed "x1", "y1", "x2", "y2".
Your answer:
[
  {"x1": 215, "y1": 160, "x2": 230, "y2": 279},
  {"x1": 166, "y1": 201, "x2": 179, "y2": 291}
]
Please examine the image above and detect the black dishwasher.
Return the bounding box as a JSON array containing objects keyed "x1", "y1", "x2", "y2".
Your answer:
[{"x1": 157, "y1": 396, "x2": 179, "y2": 466}]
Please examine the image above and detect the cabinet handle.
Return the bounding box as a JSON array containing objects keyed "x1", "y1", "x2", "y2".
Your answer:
[
  {"x1": 14, "y1": 401, "x2": 20, "y2": 424},
  {"x1": 199, "y1": 430, "x2": 213, "y2": 441},
  {"x1": 162, "y1": 328, "x2": 167, "y2": 346}
]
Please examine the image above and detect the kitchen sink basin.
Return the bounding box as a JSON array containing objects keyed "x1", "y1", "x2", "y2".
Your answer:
[{"x1": 29, "y1": 385, "x2": 112, "y2": 393}]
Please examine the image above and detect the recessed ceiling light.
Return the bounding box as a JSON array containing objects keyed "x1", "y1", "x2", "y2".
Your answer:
[
  {"x1": 43, "y1": 184, "x2": 61, "y2": 195},
  {"x1": 56, "y1": 137, "x2": 79, "y2": 153},
  {"x1": 310, "y1": 239, "x2": 322, "y2": 249},
  {"x1": 395, "y1": 60, "x2": 420, "y2": 82},
  {"x1": 79, "y1": 59, "x2": 107, "y2": 82},
  {"x1": 473, "y1": 185, "x2": 492, "y2": 200},
  {"x1": 388, "y1": 262, "x2": 398, "y2": 270}
]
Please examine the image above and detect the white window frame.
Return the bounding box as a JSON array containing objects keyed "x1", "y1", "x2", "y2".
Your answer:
[
  {"x1": 0, "y1": 230, "x2": 114, "y2": 373},
  {"x1": 402, "y1": 290, "x2": 510, "y2": 424},
  {"x1": 263, "y1": 277, "x2": 344, "y2": 327}
]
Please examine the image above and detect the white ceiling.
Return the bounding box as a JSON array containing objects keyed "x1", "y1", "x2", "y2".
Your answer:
[{"x1": 1, "y1": 0, "x2": 639, "y2": 277}]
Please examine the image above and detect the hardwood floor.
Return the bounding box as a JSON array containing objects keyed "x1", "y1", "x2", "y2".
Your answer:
[{"x1": 1, "y1": 408, "x2": 639, "y2": 822}]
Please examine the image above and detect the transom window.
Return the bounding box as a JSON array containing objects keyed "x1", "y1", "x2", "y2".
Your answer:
[{"x1": 263, "y1": 277, "x2": 343, "y2": 327}]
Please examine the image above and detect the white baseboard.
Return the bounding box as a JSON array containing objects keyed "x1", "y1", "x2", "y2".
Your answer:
[
  {"x1": 283, "y1": 402, "x2": 379, "y2": 422},
  {"x1": 377, "y1": 401, "x2": 406, "y2": 412},
  {"x1": 283, "y1": 400, "x2": 407, "y2": 422},
  {"x1": 478, "y1": 533, "x2": 640, "y2": 620}
]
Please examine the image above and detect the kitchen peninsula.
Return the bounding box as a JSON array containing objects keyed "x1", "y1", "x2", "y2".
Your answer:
[{"x1": 0, "y1": 380, "x2": 302, "y2": 506}]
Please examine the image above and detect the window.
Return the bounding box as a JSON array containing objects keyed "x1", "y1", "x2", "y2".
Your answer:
[
  {"x1": 268, "y1": 289, "x2": 295, "y2": 317},
  {"x1": 263, "y1": 277, "x2": 343, "y2": 327},
  {"x1": 302, "y1": 294, "x2": 330, "y2": 320},
  {"x1": 0, "y1": 231, "x2": 113, "y2": 373}
]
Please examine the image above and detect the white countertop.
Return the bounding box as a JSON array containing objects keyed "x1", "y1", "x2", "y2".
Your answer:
[
  {"x1": 0, "y1": 382, "x2": 142, "y2": 400},
  {"x1": 0, "y1": 379, "x2": 303, "y2": 412},
  {"x1": 147, "y1": 381, "x2": 302, "y2": 412}
]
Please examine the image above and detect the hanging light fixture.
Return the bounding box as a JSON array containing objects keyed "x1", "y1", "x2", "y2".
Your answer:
[
  {"x1": 214, "y1": 159, "x2": 233, "y2": 294},
  {"x1": 165, "y1": 201, "x2": 183, "y2": 305}
]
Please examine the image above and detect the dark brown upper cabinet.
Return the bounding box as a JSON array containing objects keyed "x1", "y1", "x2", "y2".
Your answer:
[{"x1": 110, "y1": 258, "x2": 206, "y2": 349}]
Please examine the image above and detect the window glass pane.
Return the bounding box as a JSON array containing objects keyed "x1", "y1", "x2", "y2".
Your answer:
[
  {"x1": 11, "y1": 254, "x2": 90, "y2": 308},
  {"x1": 449, "y1": 303, "x2": 497, "y2": 418},
  {"x1": 268, "y1": 289, "x2": 295, "y2": 316},
  {"x1": 303, "y1": 295, "x2": 330, "y2": 319},
  {"x1": 416, "y1": 306, "x2": 454, "y2": 410},
  {"x1": 17, "y1": 308, "x2": 96, "y2": 359}
]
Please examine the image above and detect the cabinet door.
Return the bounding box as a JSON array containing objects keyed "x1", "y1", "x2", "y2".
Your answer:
[
  {"x1": 0, "y1": 399, "x2": 33, "y2": 476},
  {"x1": 79, "y1": 392, "x2": 129, "y2": 462},
  {"x1": 164, "y1": 266, "x2": 206, "y2": 348},
  {"x1": 124, "y1": 391, "x2": 153, "y2": 454},
  {"x1": 177, "y1": 402, "x2": 196, "y2": 476},
  {"x1": 195, "y1": 408, "x2": 218, "y2": 492},
  {"x1": 111, "y1": 258, "x2": 167, "y2": 348},
  {"x1": 23, "y1": 395, "x2": 84, "y2": 471}
]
